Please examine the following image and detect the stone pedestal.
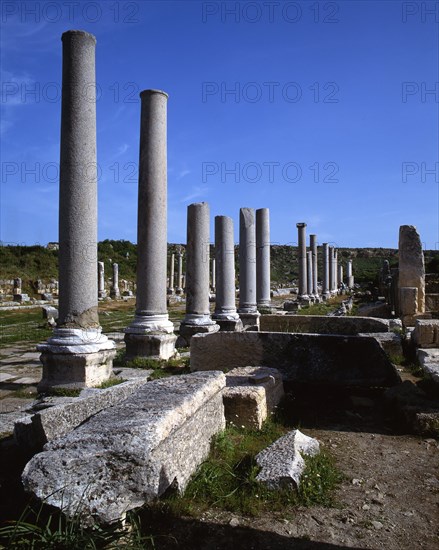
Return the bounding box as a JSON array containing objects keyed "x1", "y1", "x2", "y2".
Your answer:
[
  {"x1": 124, "y1": 89, "x2": 176, "y2": 359},
  {"x1": 178, "y1": 202, "x2": 219, "y2": 346},
  {"x1": 296, "y1": 222, "x2": 308, "y2": 299},
  {"x1": 256, "y1": 208, "x2": 271, "y2": 308},
  {"x1": 213, "y1": 215, "x2": 243, "y2": 332},
  {"x1": 38, "y1": 31, "x2": 115, "y2": 391},
  {"x1": 238, "y1": 208, "x2": 260, "y2": 327},
  {"x1": 110, "y1": 262, "x2": 120, "y2": 299}
]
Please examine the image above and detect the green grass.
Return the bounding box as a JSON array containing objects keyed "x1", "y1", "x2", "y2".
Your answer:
[
  {"x1": 41, "y1": 388, "x2": 82, "y2": 398},
  {"x1": 114, "y1": 350, "x2": 191, "y2": 380},
  {"x1": 0, "y1": 308, "x2": 52, "y2": 348},
  {"x1": 96, "y1": 377, "x2": 125, "y2": 389},
  {"x1": 0, "y1": 503, "x2": 153, "y2": 549},
  {"x1": 159, "y1": 420, "x2": 342, "y2": 518}
]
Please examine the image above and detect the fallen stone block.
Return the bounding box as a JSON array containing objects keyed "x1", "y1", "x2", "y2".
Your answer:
[
  {"x1": 191, "y1": 331, "x2": 401, "y2": 387},
  {"x1": 413, "y1": 319, "x2": 439, "y2": 349},
  {"x1": 358, "y1": 332, "x2": 403, "y2": 358},
  {"x1": 255, "y1": 429, "x2": 320, "y2": 489},
  {"x1": 14, "y1": 377, "x2": 151, "y2": 454},
  {"x1": 417, "y1": 349, "x2": 439, "y2": 385},
  {"x1": 22, "y1": 371, "x2": 226, "y2": 525},
  {"x1": 260, "y1": 315, "x2": 392, "y2": 335},
  {"x1": 223, "y1": 367, "x2": 284, "y2": 429}
]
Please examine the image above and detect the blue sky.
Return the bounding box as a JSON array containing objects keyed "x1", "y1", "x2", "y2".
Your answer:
[{"x1": 1, "y1": 0, "x2": 438, "y2": 249}]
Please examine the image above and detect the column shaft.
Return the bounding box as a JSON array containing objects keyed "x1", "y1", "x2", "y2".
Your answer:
[
  {"x1": 256, "y1": 208, "x2": 271, "y2": 307},
  {"x1": 310, "y1": 234, "x2": 318, "y2": 296},
  {"x1": 296, "y1": 223, "x2": 307, "y2": 298},
  {"x1": 239, "y1": 208, "x2": 257, "y2": 312},
  {"x1": 214, "y1": 215, "x2": 239, "y2": 319}
]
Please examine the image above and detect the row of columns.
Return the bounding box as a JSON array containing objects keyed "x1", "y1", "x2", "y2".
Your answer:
[
  {"x1": 39, "y1": 29, "x2": 354, "y2": 391},
  {"x1": 297, "y1": 223, "x2": 354, "y2": 301}
]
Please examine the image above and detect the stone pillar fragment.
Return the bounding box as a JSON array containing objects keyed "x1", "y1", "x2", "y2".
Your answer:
[
  {"x1": 38, "y1": 30, "x2": 115, "y2": 391},
  {"x1": 322, "y1": 243, "x2": 330, "y2": 299},
  {"x1": 125, "y1": 89, "x2": 176, "y2": 359},
  {"x1": 178, "y1": 203, "x2": 219, "y2": 345},
  {"x1": 213, "y1": 215, "x2": 242, "y2": 331},
  {"x1": 256, "y1": 208, "x2": 271, "y2": 308},
  {"x1": 296, "y1": 223, "x2": 308, "y2": 300},
  {"x1": 310, "y1": 234, "x2": 318, "y2": 297},
  {"x1": 238, "y1": 208, "x2": 260, "y2": 330},
  {"x1": 398, "y1": 225, "x2": 426, "y2": 325},
  {"x1": 98, "y1": 261, "x2": 106, "y2": 299},
  {"x1": 110, "y1": 263, "x2": 120, "y2": 299}
]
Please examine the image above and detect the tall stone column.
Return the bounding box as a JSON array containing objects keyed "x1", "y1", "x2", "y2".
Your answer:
[
  {"x1": 168, "y1": 253, "x2": 175, "y2": 294},
  {"x1": 307, "y1": 251, "x2": 313, "y2": 300},
  {"x1": 346, "y1": 260, "x2": 354, "y2": 288},
  {"x1": 178, "y1": 202, "x2": 219, "y2": 345},
  {"x1": 328, "y1": 246, "x2": 334, "y2": 293},
  {"x1": 296, "y1": 222, "x2": 308, "y2": 299},
  {"x1": 334, "y1": 249, "x2": 339, "y2": 291},
  {"x1": 256, "y1": 208, "x2": 271, "y2": 308},
  {"x1": 322, "y1": 243, "x2": 330, "y2": 299},
  {"x1": 238, "y1": 208, "x2": 260, "y2": 330},
  {"x1": 310, "y1": 234, "x2": 318, "y2": 297},
  {"x1": 110, "y1": 262, "x2": 120, "y2": 299},
  {"x1": 211, "y1": 258, "x2": 216, "y2": 291},
  {"x1": 125, "y1": 89, "x2": 176, "y2": 359},
  {"x1": 212, "y1": 215, "x2": 242, "y2": 331},
  {"x1": 176, "y1": 251, "x2": 183, "y2": 294},
  {"x1": 98, "y1": 261, "x2": 106, "y2": 299},
  {"x1": 38, "y1": 30, "x2": 115, "y2": 390}
]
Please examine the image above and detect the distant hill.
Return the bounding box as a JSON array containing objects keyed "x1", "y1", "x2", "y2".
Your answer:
[{"x1": 1, "y1": 241, "x2": 437, "y2": 295}]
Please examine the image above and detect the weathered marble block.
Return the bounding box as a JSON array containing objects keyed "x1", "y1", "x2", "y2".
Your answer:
[
  {"x1": 14, "y1": 377, "x2": 150, "y2": 454},
  {"x1": 22, "y1": 372, "x2": 226, "y2": 525},
  {"x1": 255, "y1": 429, "x2": 320, "y2": 489},
  {"x1": 223, "y1": 366, "x2": 284, "y2": 429},
  {"x1": 413, "y1": 319, "x2": 439, "y2": 349}
]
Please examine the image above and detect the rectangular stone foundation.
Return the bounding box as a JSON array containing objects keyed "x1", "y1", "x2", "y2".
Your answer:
[
  {"x1": 124, "y1": 332, "x2": 177, "y2": 360},
  {"x1": 22, "y1": 371, "x2": 226, "y2": 525},
  {"x1": 38, "y1": 348, "x2": 116, "y2": 391},
  {"x1": 190, "y1": 331, "x2": 401, "y2": 387},
  {"x1": 224, "y1": 367, "x2": 284, "y2": 429},
  {"x1": 260, "y1": 315, "x2": 392, "y2": 335}
]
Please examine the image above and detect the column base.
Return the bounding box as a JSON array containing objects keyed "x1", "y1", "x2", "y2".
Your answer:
[
  {"x1": 215, "y1": 318, "x2": 244, "y2": 332},
  {"x1": 98, "y1": 291, "x2": 107, "y2": 299},
  {"x1": 177, "y1": 320, "x2": 220, "y2": 347},
  {"x1": 238, "y1": 311, "x2": 261, "y2": 331},
  {"x1": 124, "y1": 332, "x2": 177, "y2": 360},
  {"x1": 110, "y1": 289, "x2": 121, "y2": 299},
  {"x1": 37, "y1": 328, "x2": 116, "y2": 391}
]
